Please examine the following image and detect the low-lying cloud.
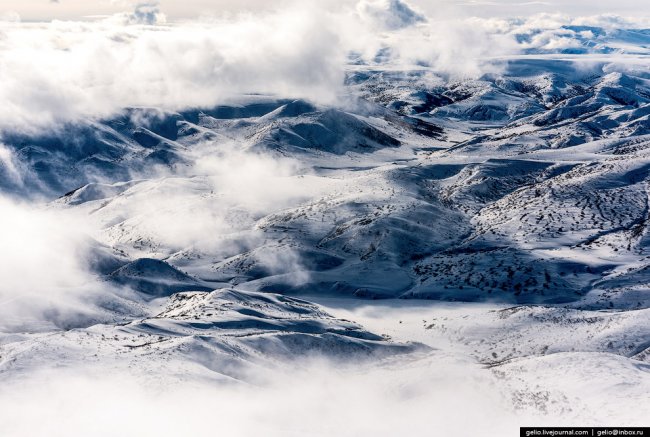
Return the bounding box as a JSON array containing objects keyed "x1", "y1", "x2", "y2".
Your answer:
[
  {"x1": 1, "y1": 341, "x2": 644, "y2": 437},
  {"x1": 0, "y1": 5, "x2": 346, "y2": 133},
  {"x1": 0, "y1": 128, "x2": 330, "y2": 331},
  {"x1": 129, "y1": 2, "x2": 166, "y2": 25},
  {"x1": 1, "y1": 0, "x2": 648, "y2": 133},
  {"x1": 95, "y1": 141, "x2": 331, "y2": 253},
  {"x1": 0, "y1": 356, "x2": 525, "y2": 437},
  {"x1": 356, "y1": 0, "x2": 426, "y2": 30},
  {"x1": 0, "y1": 195, "x2": 142, "y2": 332}
]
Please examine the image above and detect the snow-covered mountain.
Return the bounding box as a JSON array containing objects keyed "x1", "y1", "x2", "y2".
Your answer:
[
  {"x1": 3, "y1": 56, "x2": 650, "y2": 307},
  {"x1": 1, "y1": 18, "x2": 649, "y2": 435}
]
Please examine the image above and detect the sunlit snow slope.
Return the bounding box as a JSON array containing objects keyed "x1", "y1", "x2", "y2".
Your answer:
[{"x1": 0, "y1": 22, "x2": 649, "y2": 433}]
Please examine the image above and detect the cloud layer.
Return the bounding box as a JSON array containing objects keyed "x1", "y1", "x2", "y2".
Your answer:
[
  {"x1": 0, "y1": 5, "x2": 346, "y2": 132},
  {"x1": 1, "y1": 1, "x2": 648, "y2": 133},
  {"x1": 0, "y1": 195, "x2": 143, "y2": 331},
  {"x1": 0, "y1": 358, "x2": 518, "y2": 437}
]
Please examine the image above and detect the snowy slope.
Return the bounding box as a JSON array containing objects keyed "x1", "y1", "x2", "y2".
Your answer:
[
  {"x1": 1, "y1": 23, "x2": 650, "y2": 430},
  {"x1": 13, "y1": 60, "x2": 646, "y2": 305}
]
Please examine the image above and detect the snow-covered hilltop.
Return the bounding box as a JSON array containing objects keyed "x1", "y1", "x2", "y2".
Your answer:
[
  {"x1": 0, "y1": 10, "x2": 649, "y2": 435},
  {"x1": 3, "y1": 53, "x2": 650, "y2": 307}
]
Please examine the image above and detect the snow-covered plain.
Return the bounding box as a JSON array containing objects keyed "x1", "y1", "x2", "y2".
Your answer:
[{"x1": 1, "y1": 1, "x2": 650, "y2": 435}]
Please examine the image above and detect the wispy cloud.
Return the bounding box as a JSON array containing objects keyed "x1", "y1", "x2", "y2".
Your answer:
[
  {"x1": 0, "y1": 4, "x2": 346, "y2": 132},
  {"x1": 0, "y1": 195, "x2": 143, "y2": 332},
  {"x1": 0, "y1": 1, "x2": 648, "y2": 133}
]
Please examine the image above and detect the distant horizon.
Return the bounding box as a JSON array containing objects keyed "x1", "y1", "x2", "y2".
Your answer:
[{"x1": 3, "y1": 0, "x2": 650, "y2": 23}]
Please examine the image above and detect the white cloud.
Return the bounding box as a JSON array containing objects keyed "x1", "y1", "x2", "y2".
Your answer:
[
  {"x1": 356, "y1": 0, "x2": 426, "y2": 30},
  {"x1": 0, "y1": 197, "x2": 97, "y2": 332},
  {"x1": 2, "y1": 1, "x2": 648, "y2": 133},
  {"x1": 0, "y1": 5, "x2": 346, "y2": 133},
  {"x1": 97, "y1": 142, "x2": 330, "y2": 252},
  {"x1": 0, "y1": 195, "x2": 141, "y2": 332},
  {"x1": 1, "y1": 336, "x2": 645, "y2": 436},
  {"x1": 124, "y1": 2, "x2": 167, "y2": 25},
  {"x1": 0, "y1": 143, "x2": 24, "y2": 187},
  {"x1": 0, "y1": 11, "x2": 20, "y2": 22},
  {"x1": 0, "y1": 356, "x2": 522, "y2": 437}
]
